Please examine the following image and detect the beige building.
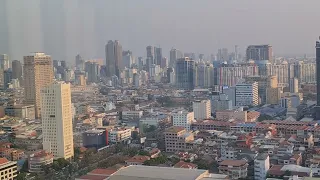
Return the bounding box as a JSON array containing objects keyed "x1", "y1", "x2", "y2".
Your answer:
[
  {"x1": 219, "y1": 160, "x2": 248, "y2": 179},
  {"x1": 0, "y1": 158, "x2": 17, "y2": 180},
  {"x1": 172, "y1": 111, "x2": 194, "y2": 131},
  {"x1": 164, "y1": 126, "x2": 194, "y2": 153},
  {"x1": 24, "y1": 53, "x2": 54, "y2": 118},
  {"x1": 193, "y1": 100, "x2": 211, "y2": 120},
  {"x1": 216, "y1": 109, "x2": 247, "y2": 122},
  {"x1": 41, "y1": 82, "x2": 74, "y2": 159},
  {"x1": 266, "y1": 76, "x2": 281, "y2": 105},
  {"x1": 108, "y1": 128, "x2": 132, "y2": 144}
]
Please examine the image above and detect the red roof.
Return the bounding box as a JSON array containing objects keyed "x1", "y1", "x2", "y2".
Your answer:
[
  {"x1": 88, "y1": 168, "x2": 117, "y2": 176},
  {"x1": 0, "y1": 158, "x2": 8, "y2": 165},
  {"x1": 174, "y1": 161, "x2": 197, "y2": 169},
  {"x1": 77, "y1": 175, "x2": 107, "y2": 180}
]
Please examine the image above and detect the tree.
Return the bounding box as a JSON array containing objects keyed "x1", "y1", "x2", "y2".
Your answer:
[
  {"x1": 16, "y1": 172, "x2": 27, "y2": 180},
  {"x1": 138, "y1": 150, "x2": 149, "y2": 156}
]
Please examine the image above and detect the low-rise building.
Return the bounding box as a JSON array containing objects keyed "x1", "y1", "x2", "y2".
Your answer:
[
  {"x1": 0, "y1": 158, "x2": 17, "y2": 180},
  {"x1": 108, "y1": 128, "x2": 132, "y2": 144},
  {"x1": 172, "y1": 111, "x2": 194, "y2": 130},
  {"x1": 122, "y1": 111, "x2": 143, "y2": 120},
  {"x1": 28, "y1": 150, "x2": 54, "y2": 173},
  {"x1": 218, "y1": 160, "x2": 248, "y2": 179},
  {"x1": 5, "y1": 105, "x2": 35, "y2": 119},
  {"x1": 164, "y1": 126, "x2": 194, "y2": 153},
  {"x1": 125, "y1": 155, "x2": 150, "y2": 166}
]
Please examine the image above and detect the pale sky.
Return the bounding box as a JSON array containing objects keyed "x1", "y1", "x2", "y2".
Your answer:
[{"x1": 0, "y1": 0, "x2": 319, "y2": 61}]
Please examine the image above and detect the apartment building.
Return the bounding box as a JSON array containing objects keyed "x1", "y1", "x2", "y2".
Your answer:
[
  {"x1": 0, "y1": 158, "x2": 17, "y2": 180},
  {"x1": 254, "y1": 153, "x2": 270, "y2": 180},
  {"x1": 193, "y1": 100, "x2": 211, "y2": 120},
  {"x1": 164, "y1": 126, "x2": 194, "y2": 153},
  {"x1": 108, "y1": 128, "x2": 132, "y2": 144},
  {"x1": 28, "y1": 150, "x2": 54, "y2": 173},
  {"x1": 172, "y1": 111, "x2": 194, "y2": 130},
  {"x1": 218, "y1": 160, "x2": 248, "y2": 179}
]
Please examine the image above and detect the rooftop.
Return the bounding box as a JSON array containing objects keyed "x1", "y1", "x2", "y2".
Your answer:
[
  {"x1": 219, "y1": 160, "x2": 247, "y2": 166},
  {"x1": 165, "y1": 126, "x2": 185, "y2": 133},
  {"x1": 108, "y1": 165, "x2": 208, "y2": 180}
]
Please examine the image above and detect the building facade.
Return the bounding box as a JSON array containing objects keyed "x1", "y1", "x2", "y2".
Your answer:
[
  {"x1": 235, "y1": 82, "x2": 259, "y2": 106},
  {"x1": 193, "y1": 100, "x2": 211, "y2": 120},
  {"x1": 24, "y1": 53, "x2": 54, "y2": 118},
  {"x1": 175, "y1": 57, "x2": 195, "y2": 90},
  {"x1": 172, "y1": 111, "x2": 194, "y2": 131},
  {"x1": 41, "y1": 82, "x2": 74, "y2": 159}
]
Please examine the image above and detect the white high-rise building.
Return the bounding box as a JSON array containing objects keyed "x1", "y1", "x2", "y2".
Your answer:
[
  {"x1": 172, "y1": 111, "x2": 194, "y2": 130},
  {"x1": 235, "y1": 82, "x2": 259, "y2": 106},
  {"x1": 41, "y1": 82, "x2": 74, "y2": 159},
  {"x1": 193, "y1": 100, "x2": 211, "y2": 120},
  {"x1": 0, "y1": 54, "x2": 10, "y2": 70},
  {"x1": 254, "y1": 153, "x2": 270, "y2": 180}
]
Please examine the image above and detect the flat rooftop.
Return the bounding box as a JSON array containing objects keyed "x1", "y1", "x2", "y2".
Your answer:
[{"x1": 108, "y1": 165, "x2": 208, "y2": 180}]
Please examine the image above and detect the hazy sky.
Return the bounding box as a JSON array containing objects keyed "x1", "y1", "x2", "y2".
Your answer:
[{"x1": 0, "y1": 0, "x2": 319, "y2": 62}]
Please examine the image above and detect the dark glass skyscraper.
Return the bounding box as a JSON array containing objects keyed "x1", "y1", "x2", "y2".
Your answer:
[
  {"x1": 175, "y1": 57, "x2": 195, "y2": 90},
  {"x1": 315, "y1": 40, "x2": 320, "y2": 120}
]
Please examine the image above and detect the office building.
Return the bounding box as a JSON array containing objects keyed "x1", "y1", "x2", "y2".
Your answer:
[
  {"x1": 161, "y1": 57, "x2": 168, "y2": 69},
  {"x1": 146, "y1": 46, "x2": 155, "y2": 62},
  {"x1": 169, "y1": 48, "x2": 183, "y2": 67},
  {"x1": 223, "y1": 87, "x2": 236, "y2": 107},
  {"x1": 175, "y1": 57, "x2": 195, "y2": 90},
  {"x1": 0, "y1": 158, "x2": 17, "y2": 180},
  {"x1": 266, "y1": 76, "x2": 281, "y2": 105},
  {"x1": 246, "y1": 45, "x2": 272, "y2": 62},
  {"x1": 41, "y1": 82, "x2": 74, "y2": 159},
  {"x1": 75, "y1": 54, "x2": 84, "y2": 71},
  {"x1": 254, "y1": 154, "x2": 270, "y2": 180},
  {"x1": 85, "y1": 62, "x2": 100, "y2": 83},
  {"x1": 0, "y1": 54, "x2": 10, "y2": 70},
  {"x1": 28, "y1": 150, "x2": 53, "y2": 173},
  {"x1": 74, "y1": 71, "x2": 86, "y2": 86},
  {"x1": 217, "y1": 48, "x2": 229, "y2": 61},
  {"x1": 11, "y1": 60, "x2": 22, "y2": 81},
  {"x1": 82, "y1": 129, "x2": 107, "y2": 149},
  {"x1": 108, "y1": 128, "x2": 132, "y2": 144},
  {"x1": 122, "y1": 50, "x2": 133, "y2": 68},
  {"x1": 24, "y1": 53, "x2": 54, "y2": 118},
  {"x1": 5, "y1": 104, "x2": 35, "y2": 119},
  {"x1": 3, "y1": 68, "x2": 12, "y2": 89},
  {"x1": 235, "y1": 82, "x2": 259, "y2": 106},
  {"x1": 105, "y1": 40, "x2": 123, "y2": 77},
  {"x1": 154, "y1": 47, "x2": 162, "y2": 65},
  {"x1": 172, "y1": 110, "x2": 194, "y2": 131},
  {"x1": 193, "y1": 100, "x2": 211, "y2": 120}
]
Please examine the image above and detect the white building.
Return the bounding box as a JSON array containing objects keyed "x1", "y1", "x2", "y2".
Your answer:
[
  {"x1": 172, "y1": 111, "x2": 194, "y2": 130},
  {"x1": 0, "y1": 158, "x2": 17, "y2": 180},
  {"x1": 41, "y1": 82, "x2": 74, "y2": 159},
  {"x1": 235, "y1": 82, "x2": 259, "y2": 106},
  {"x1": 254, "y1": 153, "x2": 270, "y2": 180},
  {"x1": 108, "y1": 128, "x2": 132, "y2": 144},
  {"x1": 193, "y1": 100, "x2": 211, "y2": 120},
  {"x1": 122, "y1": 111, "x2": 143, "y2": 120}
]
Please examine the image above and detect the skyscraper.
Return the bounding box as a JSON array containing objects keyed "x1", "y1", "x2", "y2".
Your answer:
[
  {"x1": 146, "y1": 46, "x2": 154, "y2": 62},
  {"x1": 235, "y1": 82, "x2": 259, "y2": 107},
  {"x1": 3, "y1": 68, "x2": 12, "y2": 89},
  {"x1": 169, "y1": 48, "x2": 183, "y2": 68},
  {"x1": 24, "y1": 53, "x2": 54, "y2": 118},
  {"x1": 11, "y1": 60, "x2": 22, "y2": 83},
  {"x1": 154, "y1": 47, "x2": 162, "y2": 66},
  {"x1": 175, "y1": 57, "x2": 195, "y2": 90},
  {"x1": 105, "y1": 40, "x2": 122, "y2": 77},
  {"x1": 315, "y1": 40, "x2": 320, "y2": 120},
  {"x1": 41, "y1": 82, "x2": 74, "y2": 159},
  {"x1": 0, "y1": 54, "x2": 10, "y2": 70},
  {"x1": 246, "y1": 45, "x2": 272, "y2": 62},
  {"x1": 85, "y1": 61, "x2": 100, "y2": 83}
]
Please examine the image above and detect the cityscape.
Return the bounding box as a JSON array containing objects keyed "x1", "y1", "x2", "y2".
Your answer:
[{"x1": 1, "y1": 1, "x2": 320, "y2": 180}]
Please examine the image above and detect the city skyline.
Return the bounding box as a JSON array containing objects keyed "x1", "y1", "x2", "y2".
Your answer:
[{"x1": 1, "y1": 0, "x2": 320, "y2": 61}]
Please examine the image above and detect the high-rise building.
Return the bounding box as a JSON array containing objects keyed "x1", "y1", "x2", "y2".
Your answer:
[
  {"x1": 246, "y1": 45, "x2": 272, "y2": 62},
  {"x1": 11, "y1": 60, "x2": 22, "y2": 81},
  {"x1": 175, "y1": 57, "x2": 195, "y2": 90},
  {"x1": 41, "y1": 82, "x2": 74, "y2": 159},
  {"x1": 85, "y1": 61, "x2": 100, "y2": 83},
  {"x1": 316, "y1": 40, "x2": 320, "y2": 120},
  {"x1": 105, "y1": 40, "x2": 123, "y2": 77},
  {"x1": 24, "y1": 53, "x2": 54, "y2": 118},
  {"x1": 146, "y1": 46, "x2": 155, "y2": 62},
  {"x1": 75, "y1": 54, "x2": 84, "y2": 71},
  {"x1": 193, "y1": 100, "x2": 211, "y2": 120},
  {"x1": 266, "y1": 76, "x2": 280, "y2": 105},
  {"x1": 172, "y1": 111, "x2": 194, "y2": 131},
  {"x1": 169, "y1": 48, "x2": 183, "y2": 67},
  {"x1": 0, "y1": 54, "x2": 10, "y2": 70},
  {"x1": 161, "y1": 57, "x2": 168, "y2": 69},
  {"x1": 154, "y1": 47, "x2": 162, "y2": 66},
  {"x1": 289, "y1": 78, "x2": 299, "y2": 93},
  {"x1": 217, "y1": 48, "x2": 229, "y2": 61},
  {"x1": 3, "y1": 69, "x2": 12, "y2": 89},
  {"x1": 235, "y1": 82, "x2": 259, "y2": 106},
  {"x1": 194, "y1": 61, "x2": 214, "y2": 88},
  {"x1": 74, "y1": 71, "x2": 86, "y2": 86},
  {"x1": 122, "y1": 51, "x2": 133, "y2": 68}
]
